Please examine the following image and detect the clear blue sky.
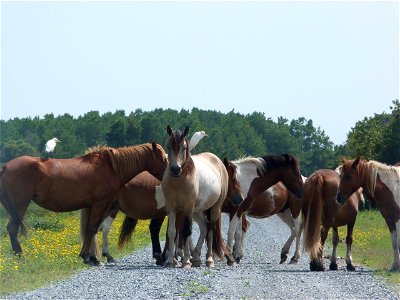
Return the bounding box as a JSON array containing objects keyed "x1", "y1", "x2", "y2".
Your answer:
[{"x1": 1, "y1": 1, "x2": 399, "y2": 145}]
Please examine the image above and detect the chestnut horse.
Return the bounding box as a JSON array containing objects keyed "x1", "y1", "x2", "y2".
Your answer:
[
  {"x1": 337, "y1": 157, "x2": 400, "y2": 272},
  {"x1": 162, "y1": 125, "x2": 235, "y2": 268},
  {"x1": 223, "y1": 157, "x2": 305, "y2": 264},
  {"x1": 302, "y1": 169, "x2": 364, "y2": 271},
  {"x1": 226, "y1": 154, "x2": 304, "y2": 263},
  {"x1": 0, "y1": 142, "x2": 167, "y2": 264}
]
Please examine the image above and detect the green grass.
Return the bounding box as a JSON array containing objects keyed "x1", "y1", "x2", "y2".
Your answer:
[
  {"x1": 332, "y1": 210, "x2": 400, "y2": 295},
  {"x1": 0, "y1": 204, "x2": 166, "y2": 296}
]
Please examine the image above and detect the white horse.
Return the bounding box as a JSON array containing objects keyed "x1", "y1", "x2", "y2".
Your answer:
[
  {"x1": 226, "y1": 156, "x2": 305, "y2": 263},
  {"x1": 162, "y1": 125, "x2": 235, "y2": 268}
]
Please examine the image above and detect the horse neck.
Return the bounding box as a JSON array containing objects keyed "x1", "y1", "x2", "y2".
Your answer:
[{"x1": 235, "y1": 161, "x2": 259, "y2": 196}]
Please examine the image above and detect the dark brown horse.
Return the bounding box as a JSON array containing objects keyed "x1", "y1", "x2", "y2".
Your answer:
[
  {"x1": 222, "y1": 157, "x2": 304, "y2": 264},
  {"x1": 0, "y1": 142, "x2": 167, "y2": 264},
  {"x1": 302, "y1": 169, "x2": 364, "y2": 271},
  {"x1": 337, "y1": 157, "x2": 400, "y2": 272}
]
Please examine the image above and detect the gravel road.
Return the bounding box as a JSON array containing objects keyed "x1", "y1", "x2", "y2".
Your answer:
[{"x1": 7, "y1": 215, "x2": 400, "y2": 300}]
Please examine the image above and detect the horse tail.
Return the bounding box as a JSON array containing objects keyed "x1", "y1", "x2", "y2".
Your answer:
[
  {"x1": 118, "y1": 216, "x2": 138, "y2": 248},
  {"x1": 302, "y1": 174, "x2": 324, "y2": 261},
  {"x1": 0, "y1": 166, "x2": 27, "y2": 237},
  {"x1": 80, "y1": 208, "x2": 100, "y2": 258},
  {"x1": 212, "y1": 215, "x2": 226, "y2": 260}
]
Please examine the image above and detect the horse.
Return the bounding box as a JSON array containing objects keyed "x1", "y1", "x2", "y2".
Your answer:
[
  {"x1": 302, "y1": 168, "x2": 364, "y2": 271},
  {"x1": 223, "y1": 157, "x2": 305, "y2": 264},
  {"x1": 85, "y1": 131, "x2": 210, "y2": 264},
  {"x1": 162, "y1": 125, "x2": 236, "y2": 268},
  {"x1": 337, "y1": 157, "x2": 400, "y2": 272},
  {"x1": 0, "y1": 142, "x2": 167, "y2": 264},
  {"x1": 225, "y1": 154, "x2": 304, "y2": 263},
  {"x1": 116, "y1": 157, "x2": 243, "y2": 266}
]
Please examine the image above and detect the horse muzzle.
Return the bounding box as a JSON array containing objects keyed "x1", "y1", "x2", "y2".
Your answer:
[
  {"x1": 230, "y1": 194, "x2": 244, "y2": 207},
  {"x1": 170, "y1": 165, "x2": 182, "y2": 177}
]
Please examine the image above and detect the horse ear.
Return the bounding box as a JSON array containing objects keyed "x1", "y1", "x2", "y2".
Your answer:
[
  {"x1": 167, "y1": 125, "x2": 172, "y2": 136},
  {"x1": 341, "y1": 156, "x2": 346, "y2": 164},
  {"x1": 352, "y1": 156, "x2": 361, "y2": 169},
  {"x1": 183, "y1": 126, "x2": 189, "y2": 137},
  {"x1": 152, "y1": 141, "x2": 157, "y2": 152}
]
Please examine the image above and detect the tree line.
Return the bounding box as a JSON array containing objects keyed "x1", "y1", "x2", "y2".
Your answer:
[{"x1": 1, "y1": 100, "x2": 398, "y2": 176}]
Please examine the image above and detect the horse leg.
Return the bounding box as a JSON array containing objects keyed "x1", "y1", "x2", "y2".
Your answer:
[
  {"x1": 191, "y1": 212, "x2": 208, "y2": 267},
  {"x1": 149, "y1": 216, "x2": 165, "y2": 265},
  {"x1": 80, "y1": 202, "x2": 111, "y2": 265},
  {"x1": 277, "y1": 210, "x2": 295, "y2": 264},
  {"x1": 345, "y1": 222, "x2": 356, "y2": 271},
  {"x1": 180, "y1": 214, "x2": 193, "y2": 269},
  {"x1": 329, "y1": 227, "x2": 339, "y2": 270},
  {"x1": 318, "y1": 226, "x2": 330, "y2": 271},
  {"x1": 165, "y1": 212, "x2": 179, "y2": 268},
  {"x1": 388, "y1": 220, "x2": 400, "y2": 272},
  {"x1": 289, "y1": 216, "x2": 302, "y2": 264},
  {"x1": 233, "y1": 215, "x2": 246, "y2": 263},
  {"x1": 101, "y1": 216, "x2": 115, "y2": 263}
]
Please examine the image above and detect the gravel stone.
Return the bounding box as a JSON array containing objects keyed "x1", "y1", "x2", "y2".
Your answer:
[{"x1": 6, "y1": 215, "x2": 400, "y2": 299}]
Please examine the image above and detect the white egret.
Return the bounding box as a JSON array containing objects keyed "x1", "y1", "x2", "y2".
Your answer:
[
  {"x1": 189, "y1": 131, "x2": 208, "y2": 152},
  {"x1": 45, "y1": 137, "x2": 61, "y2": 154}
]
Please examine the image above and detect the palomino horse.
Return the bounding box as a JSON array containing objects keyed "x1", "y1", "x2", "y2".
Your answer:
[
  {"x1": 86, "y1": 131, "x2": 209, "y2": 264},
  {"x1": 0, "y1": 142, "x2": 167, "y2": 264},
  {"x1": 162, "y1": 125, "x2": 235, "y2": 268},
  {"x1": 337, "y1": 157, "x2": 400, "y2": 272},
  {"x1": 226, "y1": 154, "x2": 304, "y2": 263},
  {"x1": 223, "y1": 157, "x2": 305, "y2": 264},
  {"x1": 302, "y1": 169, "x2": 364, "y2": 271}
]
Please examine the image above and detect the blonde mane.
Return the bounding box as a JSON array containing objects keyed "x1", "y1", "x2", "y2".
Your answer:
[
  {"x1": 86, "y1": 143, "x2": 164, "y2": 179},
  {"x1": 232, "y1": 156, "x2": 267, "y2": 175},
  {"x1": 364, "y1": 160, "x2": 400, "y2": 196}
]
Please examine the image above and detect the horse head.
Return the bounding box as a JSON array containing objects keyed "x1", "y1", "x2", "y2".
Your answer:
[
  {"x1": 337, "y1": 156, "x2": 363, "y2": 203},
  {"x1": 166, "y1": 125, "x2": 191, "y2": 177},
  {"x1": 150, "y1": 142, "x2": 168, "y2": 181},
  {"x1": 276, "y1": 154, "x2": 304, "y2": 200},
  {"x1": 223, "y1": 158, "x2": 244, "y2": 206}
]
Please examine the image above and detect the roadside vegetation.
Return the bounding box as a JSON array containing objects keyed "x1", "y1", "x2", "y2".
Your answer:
[{"x1": 0, "y1": 204, "x2": 164, "y2": 296}]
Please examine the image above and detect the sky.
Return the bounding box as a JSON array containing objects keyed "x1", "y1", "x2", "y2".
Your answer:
[{"x1": 1, "y1": 1, "x2": 399, "y2": 145}]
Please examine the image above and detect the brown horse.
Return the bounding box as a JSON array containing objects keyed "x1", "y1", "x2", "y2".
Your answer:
[
  {"x1": 302, "y1": 169, "x2": 364, "y2": 271},
  {"x1": 0, "y1": 142, "x2": 167, "y2": 264},
  {"x1": 222, "y1": 157, "x2": 304, "y2": 264},
  {"x1": 337, "y1": 157, "x2": 400, "y2": 272},
  {"x1": 226, "y1": 154, "x2": 304, "y2": 262},
  {"x1": 162, "y1": 125, "x2": 235, "y2": 268}
]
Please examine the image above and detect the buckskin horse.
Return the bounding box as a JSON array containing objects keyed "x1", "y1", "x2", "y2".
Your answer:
[
  {"x1": 0, "y1": 142, "x2": 167, "y2": 264},
  {"x1": 337, "y1": 157, "x2": 400, "y2": 272},
  {"x1": 302, "y1": 168, "x2": 364, "y2": 271},
  {"x1": 162, "y1": 125, "x2": 235, "y2": 268}
]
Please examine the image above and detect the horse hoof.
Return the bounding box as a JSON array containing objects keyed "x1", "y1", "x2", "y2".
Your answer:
[
  {"x1": 235, "y1": 257, "x2": 241, "y2": 264},
  {"x1": 346, "y1": 264, "x2": 356, "y2": 271},
  {"x1": 191, "y1": 259, "x2": 201, "y2": 267},
  {"x1": 310, "y1": 261, "x2": 325, "y2": 271},
  {"x1": 206, "y1": 259, "x2": 215, "y2": 268},
  {"x1": 329, "y1": 263, "x2": 338, "y2": 271},
  {"x1": 182, "y1": 262, "x2": 192, "y2": 269},
  {"x1": 107, "y1": 257, "x2": 116, "y2": 264},
  {"x1": 280, "y1": 254, "x2": 288, "y2": 264},
  {"x1": 165, "y1": 261, "x2": 180, "y2": 268},
  {"x1": 227, "y1": 260, "x2": 236, "y2": 267},
  {"x1": 289, "y1": 257, "x2": 299, "y2": 264}
]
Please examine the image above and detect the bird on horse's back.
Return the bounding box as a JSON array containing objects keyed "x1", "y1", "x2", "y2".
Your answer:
[{"x1": 0, "y1": 142, "x2": 167, "y2": 264}]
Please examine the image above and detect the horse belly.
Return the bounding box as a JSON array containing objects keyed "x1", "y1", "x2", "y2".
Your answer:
[{"x1": 248, "y1": 191, "x2": 275, "y2": 218}]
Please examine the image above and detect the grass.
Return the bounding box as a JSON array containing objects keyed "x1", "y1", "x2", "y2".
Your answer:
[
  {"x1": 332, "y1": 210, "x2": 400, "y2": 295},
  {"x1": 0, "y1": 203, "x2": 164, "y2": 296}
]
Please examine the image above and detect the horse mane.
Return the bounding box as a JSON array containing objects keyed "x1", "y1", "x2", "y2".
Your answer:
[
  {"x1": 232, "y1": 156, "x2": 267, "y2": 176},
  {"x1": 364, "y1": 160, "x2": 400, "y2": 196},
  {"x1": 86, "y1": 143, "x2": 162, "y2": 179},
  {"x1": 259, "y1": 154, "x2": 300, "y2": 176}
]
